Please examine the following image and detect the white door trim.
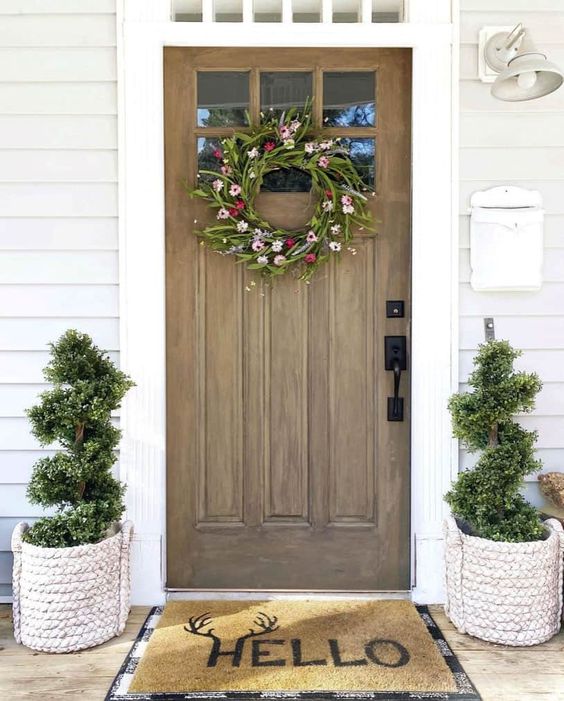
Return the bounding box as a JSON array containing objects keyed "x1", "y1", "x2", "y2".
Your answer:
[{"x1": 118, "y1": 2, "x2": 459, "y2": 605}]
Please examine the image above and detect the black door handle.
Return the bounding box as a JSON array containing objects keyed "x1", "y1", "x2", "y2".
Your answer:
[
  {"x1": 392, "y1": 357, "x2": 402, "y2": 419},
  {"x1": 385, "y1": 336, "x2": 407, "y2": 422}
]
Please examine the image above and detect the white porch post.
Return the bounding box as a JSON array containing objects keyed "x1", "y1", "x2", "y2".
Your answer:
[{"x1": 118, "y1": 1, "x2": 458, "y2": 605}]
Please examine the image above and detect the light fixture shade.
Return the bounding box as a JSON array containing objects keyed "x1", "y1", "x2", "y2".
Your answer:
[{"x1": 492, "y1": 52, "x2": 564, "y2": 101}]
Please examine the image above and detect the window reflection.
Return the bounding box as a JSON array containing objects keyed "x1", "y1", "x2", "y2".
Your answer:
[
  {"x1": 197, "y1": 72, "x2": 250, "y2": 127},
  {"x1": 340, "y1": 138, "x2": 376, "y2": 188},
  {"x1": 260, "y1": 72, "x2": 313, "y2": 118},
  {"x1": 323, "y1": 72, "x2": 376, "y2": 127}
]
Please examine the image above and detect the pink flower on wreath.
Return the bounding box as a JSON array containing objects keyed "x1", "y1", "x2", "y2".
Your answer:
[
  {"x1": 306, "y1": 230, "x2": 318, "y2": 243},
  {"x1": 305, "y1": 253, "x2": 317, "y2": 264},
  {"x1": 213, "y1": 149, "x2": 223, "y2": 159},
  {"x1": 285, "y1": 238, "x2": 296, "y2": 249},
  {"x1": 264, "y1": 141, "x2": 276, "y2": 152},
  {"x1": 318, "y1": 156, "x2": 330, "y2": 168},
  {"x1": 341, "y1": 194, "x2": 353, "y2": 206},
  {"x1": 274, "y1": 254, "x2": 286, "y2": 266},
  {"x1": 229, "y1": 184, "x2": 242, "y2": 197},
  {"x1": 221, "y1": 164, "x2": 232, "y2": 176},
  {"x1": 235, "y1": 199, "x2": 245, "y2": 210},
  {"x1": 212, "y1": 179, "x2": 224, "y2": 192},
  {"x1": 280, "y1": 125, "x2": 291, "y2": 140},
  {"x1": 217, "y1": 208, "x2": 230, "y2": 220},
  {"x1": 228, "y1": 207, "x2": 239, "y2": 217},
  {"x1": 252, "y1": 239, "x2": 265, "y2": 252}
]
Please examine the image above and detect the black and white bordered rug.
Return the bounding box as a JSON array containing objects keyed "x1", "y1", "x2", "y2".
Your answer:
[{"x1": 105, "y1": 602, "x2": 481, "y2": 701}]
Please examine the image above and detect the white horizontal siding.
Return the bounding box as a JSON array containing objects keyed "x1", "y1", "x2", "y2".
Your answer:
[
  {"x1": 459, "y1": 0, "x2": 564, "y2": 516},
  {"x1": 0, "y1": 150, "x2": 117, "y2": 182},
  {"x1": 0, "y1": 83, "x2": 116, "y2": 114},
  {"x1": 0, "y1": 116, "x2": 117, "y2": 149},
  {"x1": 0, "y1": 15, "x2": 115, "y2": 47},
  {"x1": 0, "y1": 285, "x2": 119, "y2": 317},
  {"x1": 0, "y1": 2, "x2": 119, "y2": 596},
  {"x1": 0, "y1": 48, "x2": 116, "y2": 82},
  {"x1": 0, "y1": 318, "x2": 120, "y2": 351},
  {"x1": 0, "y1": 252, "x2": 119, "y2": 283},
  {"x1": 0, "y1": 183, "x2": 117, "y2": 216},
  {"x1": 0, "y1": 218, "x2": 118, "y2": 249}
]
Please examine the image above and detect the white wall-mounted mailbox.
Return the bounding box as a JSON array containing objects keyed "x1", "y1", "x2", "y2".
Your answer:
[{"x1": 470, "y1": 185, "x2": 544, "y2": 292}]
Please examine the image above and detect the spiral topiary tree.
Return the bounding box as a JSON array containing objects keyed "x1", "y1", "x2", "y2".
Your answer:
[
  {"x1": 24, "y1": 330, "x2": 134, "y2": 548},
  {"x1": 446, "y1": 339, "x2": 544, "y2": 543}
]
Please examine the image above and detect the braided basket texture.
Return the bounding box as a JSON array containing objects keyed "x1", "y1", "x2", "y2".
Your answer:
[
  {"x1": 11, "y1": 520, "x2": 133, "y2": 653},
  {"x1": 444, "y1": 515, "x2": 564, "y2": 646}
]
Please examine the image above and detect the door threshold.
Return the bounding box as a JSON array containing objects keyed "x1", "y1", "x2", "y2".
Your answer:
[{"x1": 166, "y1": 590, "x2": 412, "y2": 601}]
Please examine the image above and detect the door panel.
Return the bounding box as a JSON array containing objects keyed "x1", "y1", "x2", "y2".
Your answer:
[{"x1": 165, "y1": 47, "x2": 412, "y2": 590}]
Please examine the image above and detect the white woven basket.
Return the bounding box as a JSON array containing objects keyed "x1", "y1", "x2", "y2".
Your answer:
[
  {"x1": 11, "y1": 520, "x2": 133, "y2": 653},
  {"x1": 444, "y1": 515, "x2": 564, "y2": 646}
]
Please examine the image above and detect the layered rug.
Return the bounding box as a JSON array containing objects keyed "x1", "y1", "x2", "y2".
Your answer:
[{"x1": 106, "y1": 600, "x2": 480, "y2": 701}]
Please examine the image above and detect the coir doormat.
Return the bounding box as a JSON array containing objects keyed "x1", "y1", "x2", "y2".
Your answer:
[{"x1": 106, "y1": 600, "x2": 480, "y2": 701}]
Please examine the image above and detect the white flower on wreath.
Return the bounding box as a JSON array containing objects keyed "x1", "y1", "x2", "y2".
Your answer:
[
  {"x1": 342, "y1": 204, "x2": 355, "y2": 215},
  {"x1": 217, "y1": 208, "x2": 230, "y2": 219},
  {"x1": 290, "y1": 120, "x2": 301, "y2": 132},
  {"x1": 274, "y1": 254, "x2": 287, "y2": 266},
  {"x1": 284, "y1": 139, "x2": 295, "y2": 150},
  {"x1": 249, "y1": 170, "x2": 256, "y2": 179},
  {"x1": 322, "y1": 200, "x2": 334, "y2": 212},
  {"x1": 330, "y1": 224, "x2": 341, "y2": 235},
  {"x1": 304, "y1": 142, "x2": 317, "y2": 154},
  {"x1": 271, "y1": 240, "x2": 283, "y2": 252},
  {"x1": 212, "y1": 179, "x2": 224, "y2": 192},
  {"x1": 257, "y1": 255, "x2": 268, "y2": 265},
  {"x1": 329, "y1": 241, "x2": 341, "y2": 252},
  {"x1": 229, "y1": 183, "x2": 242, "y2": 197},
  {"x1": 247, "y1": 147, "x2": 259, "y2": 159},
  {"x1": 237, "y1": 220, "x2": 249, "y2": 233},
  {"x1": 252, "y1": 239, "x2": 265, "y2": 252},
  {"x1": 319, "y1": 140, "x2": 333, "y2": 151}
]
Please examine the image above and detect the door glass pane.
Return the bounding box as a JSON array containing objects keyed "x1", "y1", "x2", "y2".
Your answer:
[
  {"x1": 197, "y1": 137, "x2": 223, "y2": 183},
  {"x1": 323, "y1": 72, "x2": 376, "y2": 127},
  {"x1": 340, "y1": 138, "x2": 376, "y2": 188},
  {"x1": 261, "y1": 168, "x2": 312, "y2": 192},
  {"x1": 292, "y1": 0, "x2": 321, "y2": 22},
  {"x1": 197, "y1": 72, "x2": 250, "y2": 127},
  {"x1": 260, "y1": 72, "x2": 313, "y2": 118}
]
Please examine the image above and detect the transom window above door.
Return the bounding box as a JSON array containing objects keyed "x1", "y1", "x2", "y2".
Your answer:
[
  {"x1": 194, "y1": 67, "x2": 378, "y2": 188},
  {"x1": 173, "y1": 0, "x2": 404, "y2": 24}
]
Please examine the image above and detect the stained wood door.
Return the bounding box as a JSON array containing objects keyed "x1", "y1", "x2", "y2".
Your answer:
[{"x1": 165, "y1": 48, "x2": 411, "y2": 590}]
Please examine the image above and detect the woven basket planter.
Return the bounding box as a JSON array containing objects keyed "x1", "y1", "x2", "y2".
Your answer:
[
  {"x1": 444, "y1": 515, "x2": 564, "y2": 646},
  {"x1": 11, "y1": 520, "x2": 133, "y2": 653}
]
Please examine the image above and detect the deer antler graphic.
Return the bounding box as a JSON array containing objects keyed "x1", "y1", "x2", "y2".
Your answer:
[
  {"x1": 241, "y1": 611, "x2": 279, "y2": 639},
  {"x1": 184, "y1": 612, "x2": 220, "y2": 642}
]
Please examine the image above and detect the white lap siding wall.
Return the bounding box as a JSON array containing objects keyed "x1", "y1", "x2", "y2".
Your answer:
[
  {"x1": 0, "y1": 0, "x2": 119, "y2": 600},
  {"x1": 459, "y1": 0, "x2": 564, "y2": 507}
]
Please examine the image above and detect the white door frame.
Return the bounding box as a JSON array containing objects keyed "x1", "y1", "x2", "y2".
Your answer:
[{"x1": 118, "y1": 0, "x2": 459, "y2": 605}]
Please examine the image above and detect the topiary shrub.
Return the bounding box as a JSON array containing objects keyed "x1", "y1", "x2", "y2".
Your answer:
[
  {"x1": 445, "y1": 339, "x2": 544, "y2": 543},
  {"x1": 24, "y1": 330, "x2": 134, "y2": 548}
]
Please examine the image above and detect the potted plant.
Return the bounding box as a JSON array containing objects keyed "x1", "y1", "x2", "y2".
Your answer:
[
  {"x1": 11, "y1": 330, "x2": 135, "y2": 653},
  {"x1": 444, "y1": 340, "x2": 564, "y2": 646}
]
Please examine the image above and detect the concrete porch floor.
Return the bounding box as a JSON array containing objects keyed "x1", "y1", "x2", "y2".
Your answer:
[{"x1": 0, "y1": 605, "x2": 563, "y2": 700}]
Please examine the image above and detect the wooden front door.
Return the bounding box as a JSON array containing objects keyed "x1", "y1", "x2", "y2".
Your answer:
[{"x1": 165, "y1": 48, "x2": 411, "y2": 591}]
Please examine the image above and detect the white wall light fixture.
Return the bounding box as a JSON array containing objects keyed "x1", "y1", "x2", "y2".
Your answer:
[{"x1": 479, "y1": 24, "x2": 564, "y2": 101}]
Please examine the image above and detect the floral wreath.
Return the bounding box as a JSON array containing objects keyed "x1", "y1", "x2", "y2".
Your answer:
[{"x1": 188, "y1": 104, "x2": 373, "y2": 281}]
